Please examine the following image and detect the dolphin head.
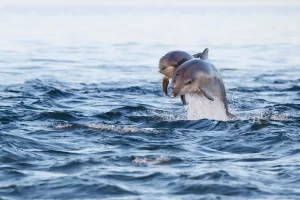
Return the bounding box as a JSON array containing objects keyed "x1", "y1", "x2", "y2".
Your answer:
[
  {"x1": 171, "y1": 73, "x2": 196, "y2": 98},
  {"x1": 171, "y1": 67, "x2": 197, "y2": 98},
  {"x1": 158, "y1": 56, "x2": 177, "y2": 78},
  {"x1": 158, "y1": 51, "x2": 193, "y2": 78},
  {"x1": 171, "y1": 59, "x2": 206, "y2": 98}
]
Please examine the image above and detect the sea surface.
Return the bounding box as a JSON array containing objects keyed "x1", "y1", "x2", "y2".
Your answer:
[{"x1": 0, "y1": 2, "x2": 300, "y2": 199}]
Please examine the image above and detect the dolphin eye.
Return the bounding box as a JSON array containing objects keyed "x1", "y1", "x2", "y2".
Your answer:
[{"x1": 185, "y1": 79, "x2": 192, "y2": 85}]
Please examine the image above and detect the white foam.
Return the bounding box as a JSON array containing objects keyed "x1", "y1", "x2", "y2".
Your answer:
[
  {"x1": 52, "y1": 123, "x2": 73, "y2": 129},
  {"x1": 132, "y1": 156, "x2": 171, "y2": 165},
  {"x1": 147, "y1": 109, "x2": 184, "y2": 121},
  {"x1": 244, "y1": 110, "x2": 289, "y2": 121},
  {"x1": 184, "y1": 93, "x2": 229, "y2": 121},
  {"x1": 86, "y1": 123, "x2": 161, "y2": 134},
  {"x1": 52, "y1": 122, "x2": 162, "y2": 134}
]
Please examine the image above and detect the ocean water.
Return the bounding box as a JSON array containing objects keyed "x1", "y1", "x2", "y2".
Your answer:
[{"x1": 0, "y1": 2, "x2": 300, "y2": 199}]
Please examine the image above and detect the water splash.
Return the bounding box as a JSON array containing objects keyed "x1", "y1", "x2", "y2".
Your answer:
[
  {"x1": 229, "y1": 100, "x2": 290, "y2": 122},
  {"x1": 245, "y1": 103, "x2": 289, "y2": 121},
  {"x1": 184, "y1": 93, "x2": 229, "y2": 121}
]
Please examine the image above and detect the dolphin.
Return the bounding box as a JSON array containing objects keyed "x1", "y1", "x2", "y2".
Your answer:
[
  {"x1": 158, "y1": 48, "x2": 209, "y2": 105},
  {"x1": 170, "y1": 58, "x2": 235, "y2": 119}
]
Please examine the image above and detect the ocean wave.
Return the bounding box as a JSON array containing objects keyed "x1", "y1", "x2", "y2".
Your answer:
[
  {"x1": 93, "y1": 105, "x2": 181, "y2": 122},
  {"x1": 34, "y1": 111, "x2": 79, "y2": 121},
  {"x1": 185, "y1": 170, "x2": 237, "y2": 181},
  {"x1": 99, "y1": 86, "x2": 162, "y2": 96},
  {"x1": 230, "y1": 86, "x2": 279, "y2": 93},
  {"x1": 44, "y1": 88, "x2": 74, "y2": 99},
  {"x1": 0, "y1": 178, "x2": 138, "y2": 199},
  {"x1": 171, "y1": 182, "x2": 267, "y2": 196}
]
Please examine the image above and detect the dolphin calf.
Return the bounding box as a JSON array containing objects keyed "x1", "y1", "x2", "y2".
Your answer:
[
  {"x1": 170, "y1": 58, "x2": 235, "y2": 119},
  {"x1": 158, "y1": 48, "x2": 209, "y2": 105}
]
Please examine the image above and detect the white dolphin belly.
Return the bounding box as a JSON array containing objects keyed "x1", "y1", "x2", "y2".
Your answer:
[{"x1": 184, "y1": 93, "x2": 229, "y2": 121}]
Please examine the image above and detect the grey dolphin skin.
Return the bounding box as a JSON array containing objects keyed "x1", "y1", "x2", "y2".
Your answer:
[
  {"x1": 158, "y1": 48, "x2": 209, "y2": 105},
  {"x1": 171, "y1": 58, "x2": 235, "y2": 119},
  {"x1": 192, "y1": 48, "x2": 209, "y2": 60}
]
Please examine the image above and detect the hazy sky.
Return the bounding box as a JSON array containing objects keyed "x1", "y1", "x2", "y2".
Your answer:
[{"x1": 0, "y1": 0, "x2": 299, "y2": 5}]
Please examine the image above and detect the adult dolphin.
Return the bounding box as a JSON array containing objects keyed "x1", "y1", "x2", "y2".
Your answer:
[
  {"x1": 158, "y1": 48, "x2": 209, "y2": 105},
  {"x1": 170, "y1": 58, "x2": 235, "y2": 119}
]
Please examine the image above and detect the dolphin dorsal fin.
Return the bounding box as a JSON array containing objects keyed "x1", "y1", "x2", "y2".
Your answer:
[
  {"x1": 200, "y1": 48, "x2": 209, "y2": 60},
  {"x1": 193, "y1": 52, "x2": 202, "y2": 58},
  {"x1": 193, "y1": 48, "x2": 209, "y2": 60}
]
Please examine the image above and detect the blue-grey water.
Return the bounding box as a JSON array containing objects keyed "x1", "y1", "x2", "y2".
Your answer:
[{"x1": 0, "y1": 2, "x2": 300, "y2": 199}]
